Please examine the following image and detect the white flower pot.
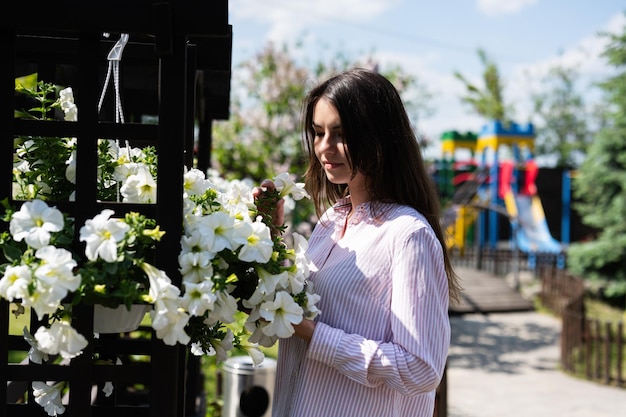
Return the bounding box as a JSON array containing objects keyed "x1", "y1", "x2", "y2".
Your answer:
[{"x1": 93, "y1": 304, "x2": 150, "y2": 333}]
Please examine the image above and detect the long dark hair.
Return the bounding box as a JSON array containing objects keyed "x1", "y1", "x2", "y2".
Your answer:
[{"x1": 302, "y1": 68, "x2": 460, "y2": 302}]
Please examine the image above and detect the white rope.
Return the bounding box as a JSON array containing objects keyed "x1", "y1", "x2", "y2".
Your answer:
[
  {"x1": 97, "y1": 33, "x2": 130, "y2": 202},
  {"x1": 98, "y1": 33, "x2": 128, "y2": 122}
]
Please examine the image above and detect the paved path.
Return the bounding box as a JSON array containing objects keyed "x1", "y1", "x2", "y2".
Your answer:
[{"x1": 447, "y1": 311, "x2": 626, "y2": 417}]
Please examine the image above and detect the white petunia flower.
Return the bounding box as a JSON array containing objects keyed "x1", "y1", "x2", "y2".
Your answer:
[
  {"x1": 32, "y1": 381, "x2": 66, "y2": 416},
  {"x1": 120, "y1": 164, "x2": 157, "y2": 203},
  {"x1": 181, "y1": 281, "x2": 216, "y2": 316},
  {"x1": 34, "y1": 246, "x2": 80, "y2": 295},
  {"x1": 245, "y1": 315, "x2": 279, "y2": 348},
  {"x1": 303, "y1": 291, "x2": 322, "y2": 320},
  {"x1": 178, "y1": 241, "x2": 215, "y2": 284},
  {"x1": 65, "y1": 150, "x2": 77, "y2": 184},
  {"x1": 102, "y1": 381, "x2": 114, "y2": 397},
  {"x1": 150, "y1": 298, "x2": 190, "y2": 346},
  {"x1": 273, "y1": 172, "x2": 310, "y2": 201},
  {"x1": 233, "y1": 220, "x2": 273, "y2": 263},
  {"x1": 243, "y1": 268, "x2": 289, "y2": 310},
  {"x1": 259, "y1": 291, "x2": 303, "y2": 338},
  {"x1": 0, "y1": 264, "x2": 32, "y2": 302},
  {"x1": 210, "y1": 290, "x2": 238, "y2": 325},
  {"x1": 59, "y1": 87, "x2": 78, "y2": 122},
  {"x1": 23, "y1": 327, "x2": 49, "y2": 364},
  {"x1": 183, "y1": 167, "x2": 210, "y2": 197},
  {"x1": 34, "y1": 321, "x2": 88, "y2": 359},
  {"x1": 9, "y1": 200, "x2": 64, "y2": 249},
  {"x1": 79, "y1": 209, "x2": 130, "y2": 262},
  {"x1": 142, "y1": 262, "x2": 191, "y2": 346},
  {"x1": 221, "y1": 179, "x2": 254, "y2": 217},
  {"x1": 194, "y1": 211, "x2": 237, "y2": 253},
  {"x1": 190, "y1": 342, "x2": 208, "y2": 356},
  {"x1": 240, "y1": 342, "x2": 265, "y2": 367},
  {"x1": 210, "y1": 328, "x2": 234, "y2": 362}
]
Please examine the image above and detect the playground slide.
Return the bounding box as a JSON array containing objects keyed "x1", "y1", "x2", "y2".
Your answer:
[{"x1": 504, "y1": 192, "x2": 562, "y2": 254}]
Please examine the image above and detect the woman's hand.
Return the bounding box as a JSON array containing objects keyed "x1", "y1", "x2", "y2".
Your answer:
[
  {"x1": 252, "y1": 179, "x2": 285, "y2": 230},
  {"x1": 293, "y1": 319, "x2": 316, "y2": 342}
]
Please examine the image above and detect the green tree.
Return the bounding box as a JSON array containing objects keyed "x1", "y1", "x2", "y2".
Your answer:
[
  {"x1": 567, "y1": 13, "x2": 626, "y2": 300},
  {"x1": 453, "y1": 48, "x2": 511, "y2": 122},
  {"x1": 530, "y1": 66, "x2": 593, "y2": 168},
  {"x1": 211, "y1": 42, "x2": 308, "y2": 183}
]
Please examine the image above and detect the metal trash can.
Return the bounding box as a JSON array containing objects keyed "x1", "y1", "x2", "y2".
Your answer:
[{"x1": 221, "y1": 356, "x2": 277, "y2": 417}]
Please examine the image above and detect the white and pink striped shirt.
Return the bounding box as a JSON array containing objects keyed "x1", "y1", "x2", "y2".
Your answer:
[{"x1": 273, "y1": 197, "x2": 450, "y2": 417}]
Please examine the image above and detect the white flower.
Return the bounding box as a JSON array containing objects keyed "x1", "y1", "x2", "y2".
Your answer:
[
  {"x1": 259, "y1": 291, "x2": 303, "y2": 338},
  {"x1": 178, "y1": 237, "x2": 215, "y2": 284},
  {"x1": 193, "y1": 211, "x2": 237, "y2": 253},
  {"x1": 142, "y1": 262, "x2": 191, "y2": 346},
  {"x1": 0, "y1": 264, "x2": 32, "y2": 301},
  {"x1": 110, "y1": 142, "x2": 145, "y2": 171},
  {"x1": 210, "y1": 290, "x2": 238, "y2": 325},
  {"x1": 181, "y1": 281, "x2": 216, "y2": 316},
  {"x1": 243, "y1": 268, "x2": 289, "y2": 309},
  {"x1": 34, "y1": 321, "x2": 89, "y2": 359},
  {"x1": 59, "y1": 87, "x2": 77, "y2": 122},
  {"x1": 233, "y1": 220, "x2": 273, "y2": 263},
  {"x1": 9, "y1": 200, "x2": 64, "y2": 249},
  {"x1": 240, "y1": 342, "x2": 265, "y2": 367},
  {"x1": 34, "y1": 246, "x2": 81, "y2": 295},
  {"x1": 150, "y1": 300, "x2": 191, "y2": 346},
  {"x1": 221, "y1": 179, "x2": 254, "y2": 217},
  {"x1": 32, "y1": 381, "x2": 66, "y2": 416},
  {"x1": 183, "y1": 167, "x2": 210, "y2": 196},
  {"x1": 245, "y1": 317, "x2": 279, "y2": 348},
  {"x1": 79, "y1": 209, "x2": 130, "y2": 262},
  {"x1": 65, "y1": 150, "x2": 77, "y2": 184},
  {"x1": 190, "y1": 342, "x2": 207, "y2": 356},
  {"x1": 102, "y1": 381, "x2": 114, "y2": 397},
  {"x1": 303, "y1": 291, "x2": 322, "y2": 320},
  {"x1": 142, "y1": 262, "x2": 180, "y2": 302},
  {"x1": 210, "y1": 328, "x2": 234, "y2": 362},
  {"x1": 24, "y1": 288, "x2": 61, "y2": 319},
  {"x1": 273, "y1": 172, "x2": 309, "y2": 201},
  {"x1": 23, "y1": 327, "x2": 49, "y2": 364},
  {"x1": 120, "y1": 164, "x2": 157, "y2": 203}
]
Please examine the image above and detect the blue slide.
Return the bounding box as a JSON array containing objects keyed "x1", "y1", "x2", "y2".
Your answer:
[{"x1": 513, "y1": 195, "x2": 563, "y2": 254}]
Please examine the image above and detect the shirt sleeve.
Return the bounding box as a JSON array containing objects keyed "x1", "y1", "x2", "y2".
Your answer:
[{"x1": 307, "y1": 226, "x2": 450, "y2": 397}]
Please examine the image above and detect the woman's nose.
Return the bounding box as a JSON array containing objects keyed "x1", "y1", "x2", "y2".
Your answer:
[{"x1": 317, "y1": 132, "x2": 335, "y2": 151}]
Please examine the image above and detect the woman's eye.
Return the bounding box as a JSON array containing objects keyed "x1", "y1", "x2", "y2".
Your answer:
[{"x1": 314, "y1": 131, "x2": 324, "y2": 138}]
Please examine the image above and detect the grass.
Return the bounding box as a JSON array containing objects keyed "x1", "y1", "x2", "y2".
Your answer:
[{"x1": 585, "y1": 297, "x2": 626, "y2": 323}]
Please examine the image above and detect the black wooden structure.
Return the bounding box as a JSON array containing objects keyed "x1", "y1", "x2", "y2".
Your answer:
[{"x1": 0, "y1": 1, "x2": 232, "y2": 416}]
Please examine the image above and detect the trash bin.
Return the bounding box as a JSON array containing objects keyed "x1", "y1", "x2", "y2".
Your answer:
[{"x1": 221, "y1": 356, "x2": 277, "y2": 417}]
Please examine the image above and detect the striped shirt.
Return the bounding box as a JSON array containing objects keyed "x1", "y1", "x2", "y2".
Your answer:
[{"x1": 273, "y1": 197, "x2": 450, "y2": 417}]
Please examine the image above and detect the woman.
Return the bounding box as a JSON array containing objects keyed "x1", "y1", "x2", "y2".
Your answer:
[{"x1": 261, "y1": 68, "x2": 461, "y2": 417}]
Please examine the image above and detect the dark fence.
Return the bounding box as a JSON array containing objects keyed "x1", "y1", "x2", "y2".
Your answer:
[
  {"x1": 539, "y1": 265, "x2": 626, "y2": 388},
  {"x1": 451, "y1": 246, "x2": 566, "y2": 278}
]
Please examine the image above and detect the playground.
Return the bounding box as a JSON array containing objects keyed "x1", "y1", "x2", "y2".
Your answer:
[{"x1": 434, "y1": 121, "x2": 583, "y2": 267}]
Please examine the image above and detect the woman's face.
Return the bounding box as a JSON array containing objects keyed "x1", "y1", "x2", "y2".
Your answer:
[{"x1": 312, "y1": 98, "x2": 366, "y2": 190}]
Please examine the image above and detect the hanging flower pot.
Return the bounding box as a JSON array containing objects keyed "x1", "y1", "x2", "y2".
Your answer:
[{"x1": 93, "y1": 304, "x2": 151, "y2": 334}]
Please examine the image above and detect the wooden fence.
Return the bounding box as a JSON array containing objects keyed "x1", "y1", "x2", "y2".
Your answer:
[{"x1": 539, "y1": 265, "x2": 626, "y2": 388}]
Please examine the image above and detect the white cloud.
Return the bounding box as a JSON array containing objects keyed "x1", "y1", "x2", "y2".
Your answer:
[
  {"x1": 507, "y1": 11, "x2": 625, "y2": 121},
  {"x1": 230, "y1": 0, "x2": 400, "y2": 44},
  {"x1": 476, "y1": 0, "x2": 538, "y2": 17}
]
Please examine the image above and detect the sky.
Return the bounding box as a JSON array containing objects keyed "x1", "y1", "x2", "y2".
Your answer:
[{"x1": 227, "y1": 0, "x2": 626, "y2": 158}]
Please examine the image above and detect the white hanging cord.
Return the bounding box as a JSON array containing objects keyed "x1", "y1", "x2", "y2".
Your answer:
[
  {"x1": 98, "y1": 33, "x2": 129, "y2": 123},
  {"x1": 98, "y1": 33, "x2": 129, "y2": 202}
]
